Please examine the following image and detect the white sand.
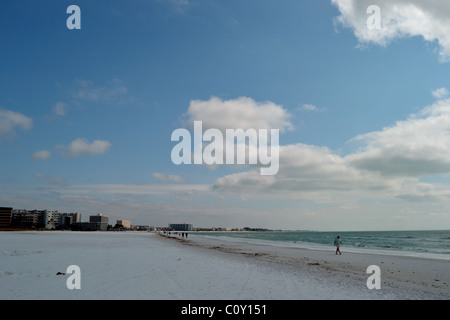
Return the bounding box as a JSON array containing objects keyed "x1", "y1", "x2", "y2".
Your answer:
[{"x1": 0, "y1": 231, "x2": 448, "y2": 300}]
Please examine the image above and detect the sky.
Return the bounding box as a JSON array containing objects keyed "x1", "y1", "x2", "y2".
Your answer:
[{"x1": 2, "y1": 0, "x2": 450, "y2": 231}]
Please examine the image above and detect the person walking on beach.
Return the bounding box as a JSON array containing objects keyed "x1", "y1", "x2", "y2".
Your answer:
[{"x1": 334, "y1": 236, "x2": 342, "y2": 255}]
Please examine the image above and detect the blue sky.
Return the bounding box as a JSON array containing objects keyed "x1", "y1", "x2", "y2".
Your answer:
[{"x1": 2, "y1": 0, "x2": 450, "y2": 231}]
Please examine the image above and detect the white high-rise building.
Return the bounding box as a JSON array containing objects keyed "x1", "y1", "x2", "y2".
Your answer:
[{"x1": 43, "y1": 210, "x2": 60, "y2": 230}]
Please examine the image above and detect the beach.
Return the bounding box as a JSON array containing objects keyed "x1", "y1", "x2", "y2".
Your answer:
[{"x1": 0, "y1": 231, "x2": 448, "y2": 300}]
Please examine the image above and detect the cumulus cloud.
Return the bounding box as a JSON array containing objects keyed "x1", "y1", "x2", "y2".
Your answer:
[
  {"x1": 32, "y1": 150, "x2": 51, "y2": 160},
  {"x1": 214, "y1": 143, "x2": 394, "y2": 195},
  {"x1": 185, "y1": 96, "x2": 293, "y2": 132},
  {"x1": 62, "y1": 138, "x2": 111, "y2": 157},
  {"x1": 332, "y1": 0, "x2": 450, "y2": 62},
  {"x1": 152, "y1": 172, "x2": 185, "y2": 183},
  {"x1": 213, "y1": 88, "x2": 450, "y2": 203},
  {"x1": 174, "y1": 96, "x2": 284, "y2": 174},
  {"x1": 347, "y1": 95, "x2": 450, "y2": 177},
  {"x1": 0, "y1": 109, "x2": 33, "y2": 136}
]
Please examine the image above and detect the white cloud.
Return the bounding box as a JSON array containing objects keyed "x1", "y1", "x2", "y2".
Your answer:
[
  {"x1": 0, "y1": 109, "x2": 33, "y2": 136},
  {"x1": 347, "y1": 96, "x2": 450, "y2": 177},
  {"x1": 62, "y1": 138, "x2": 111, "y2": 157},
  {"x1": 213, "y1": 89, "x2": 450, "y2": 203},
  {"x1": 72, "y1": 79, "x2": 128, "y2": 102},
  {"x1": 298, "y1": 104, "x2": 326, "y2": 112},
  {"x1": 152, "y1": 172, "x2": 185, "y2": 183},
  {"x1": 213, "y1": 143, "x2": 395, "y2": 196},
  {"x1": 432, "y1": 88, "x2": 449, "y2": 100},
  {"x1": 332, "y1": 0, "x2": 450, "y2": 62},
  {"x1": 53, "y1": 102, "x2": 68, "y2": 116},
  {"x1": 186, "y1": 96, "x2": 293, "y2": 132},
  {"x1": 35, "y1": 173, "x2": 67, "y2": 185},
  {"x1": 32, "y1": 150, "x2": 51, "y2": 160},
  {"x1": 175, "y1": 97, "x2": 284, "y2": 175},
  {"x1": 55, "y1": 183, "x2": 209, "y2": 198}
]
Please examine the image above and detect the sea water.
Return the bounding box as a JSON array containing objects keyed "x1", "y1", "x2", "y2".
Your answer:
[{"x1": 193, "y1": 229, "x2": 450, "y2": 260}]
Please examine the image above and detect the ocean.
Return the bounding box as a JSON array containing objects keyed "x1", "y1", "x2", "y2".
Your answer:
[{"x1": 193, "y1": 229, "x2": 450, "y2": 260}]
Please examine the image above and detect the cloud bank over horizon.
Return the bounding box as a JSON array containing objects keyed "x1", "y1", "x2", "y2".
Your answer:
[
  {"x1": 212, "y1": 89, "x2": 450, "y2": 207},
  {"x1": 4, "y1": 90, "x2": 450, "y2": 230}
]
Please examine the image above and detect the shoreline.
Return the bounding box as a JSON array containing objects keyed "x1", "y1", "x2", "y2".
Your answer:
[
  {"x1": 191, "y1": 230, "x2": 450, "y2": 261},
  {"x1": 160, "y1": 232, "x2": 450, "y2": 299}
]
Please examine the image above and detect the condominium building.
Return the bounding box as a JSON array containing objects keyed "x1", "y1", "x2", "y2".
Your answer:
[
  {"x1": 12, "y1": 209, "x2": 59, "y2": 229},
  {"x1": 0, "y1": 207, "x2": 13, "y2": 227},
  {"x1": 90, "y1": 213, "x2": 108, "y2": 224},
  {"x1": 82, "y1": 213, "x2": 109, "y2": 231},
  {"x1": 59, "y1": 212, "x2": 81, "y2": 227},
  {"x1": 116, "y1": 219, "x2": 131, "y2": 229},
  {"x1": 42, "y1": 210, "x2": 60, "y2": 230},
  {"x1": 12, "y1": 209, "x2": 37, "y2": 228}
]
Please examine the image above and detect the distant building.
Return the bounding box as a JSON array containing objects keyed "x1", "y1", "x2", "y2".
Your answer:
[
  {"x1": 12, "y1": 209, "x2": 37, "y2": 229},
  {"x1": 71, "y1": 222, "x2": 108, "y2": 231},
  {"x1": 59, "y1": 213, "x2": 81, "y2": 228},
  {"x1": 0, "y1": 207, "x2": 13, "y2": 228},
  {"x1": 169, "y1": 223, "x2": 193, "y2": 231},
  {"x1": 116, "y1": 219, "x2": 131, "y2": 229},
  {"x1": 11, "y1": 209, "x2": 59, "y2": 229},
  {"x1": 74, "y1": 213, "x2": 109, "y2": 231},
  {"x1": 90, "y1": 213, "x2": 108, "y2": 224},
  {"x1": 42, "y1": 210, "x2": 59, "y2": 230}
]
